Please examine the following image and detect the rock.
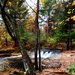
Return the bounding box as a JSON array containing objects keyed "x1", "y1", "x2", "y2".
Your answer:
[
  {"x1": 48, "y1": 62, "x2": 61, "y2": 68},
  {"x1": 42, "y1": 59, "x2": 61, "y2": 68},
  {"x1": 0, "y1": 60, "x2": 9, "y2": 71},
  {"x1": 0, "y1": 57, "x2": 23, "y2": 71},
  {"x1": 50, "y1": 54, "x2": 61, "y2": 60},
  {"x1": 8, "y1": 58, "x2": 24, "y2": 69},
  {"x1": 9, "y1": 71, "x2": 21, "y2": 75}
]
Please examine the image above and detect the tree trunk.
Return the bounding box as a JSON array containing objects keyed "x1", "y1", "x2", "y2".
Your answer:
[
  {"x1": 5, "y1": 37, "x2": 8, "y2": 46},
  {"x1": 66, "y1": 36, "x2": 69, "y2": 50},
  {"x1": 0, "y1": 2, "x2": 36, "y2": 74},
  {"x1": 35, "y1": 0, "x2": 42, "y2": 71},
  {"x1": 66, "y1": 18, "x2": 72, "y2": 50},
  {"x1": 0, "y1": 8, "x2": 18, "y2": 46},
  {"x1": 13, "y1": 16, "x2": 36, "y2": 75}
]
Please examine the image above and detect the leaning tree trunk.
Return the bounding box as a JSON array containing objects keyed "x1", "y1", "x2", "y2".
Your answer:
[
  {"x1": 0, "y1": 1, "x2": 36, "y2": 75},
  {"x1": 14, "y1": 16, "x2": 36, "y2": 75},
  {"x1": 0, "y1": 7, "x2": 18, "y2": 46}
]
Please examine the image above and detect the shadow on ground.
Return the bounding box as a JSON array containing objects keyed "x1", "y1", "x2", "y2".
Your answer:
[{"x1": 50, "y1": 72, "x2": 69, "y2": 75}]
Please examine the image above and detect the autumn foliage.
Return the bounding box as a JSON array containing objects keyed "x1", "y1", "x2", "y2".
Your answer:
[{"x1": 8, "y1": 1, "x2": 12, "y2": 7}]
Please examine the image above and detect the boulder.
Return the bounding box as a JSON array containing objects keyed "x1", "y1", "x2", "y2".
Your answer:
[
  {"x1": 0, "y1": 60, "x2": 9, "y2": 71},
  {"x1": 42, "y1": 58, "x2": 61, "y2": 68},
  {"x1": 7, "y1": 58, "x2": 24, "y2": 69},
  {"x1": 9, "y1": 71, "x2": 21, "y2": 75},
  {"x1": 48, "y1": 62, "x2": 61, "y2": 68},
  {"x1": 0, "y1": 57, "x2": 23, "y2": 71}
]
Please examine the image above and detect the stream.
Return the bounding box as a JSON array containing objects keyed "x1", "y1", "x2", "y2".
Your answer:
[
  {"x1": 0, "y1": 49, "x2": 61, "y2": 62},
  {"x1": 29, "y1": 49, "x2": 60, "y2": 59}
]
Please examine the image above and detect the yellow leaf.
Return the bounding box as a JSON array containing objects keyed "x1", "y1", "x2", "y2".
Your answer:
[
  {"x1": 66, "y1": 5, "x2": 68, "y2": 8},
  {"x1": 41, "y1": 0, "x2": 44, "y2": 3},
  {"x1": 41, "y1": 0, "x2": 45, "y2": 6},
  {"x1": 71, "y1": 16, "x2": 75, "y2": 21},
  {"x1": 49, "y1": 21, "x2": 53, "y2": 24},
  {"x1": 53, "y1": 27, "x2": 57, "y2": 30},
  {"x1": 26, "y1": 68, "x2": 28, "y2": 71},
  {"x1": 8, "y1": 1, "x2": 12, "y2": 7},
  {"x1": 24, "y1": 72, "x2": 26, "y2": 75},
  {"x1": 16, "y1": 2, "x2": 19, "y2": 5},
  {"x1": 66, "y1": 18, "x2": 70, "y2": 22},
  {"x1": 72, "y1": 1, "x2": 75, "y2": 6},
  {"x1": 33, "y1": 8, "x2": 37, "y2": 12},
  {"x1": 24, "y1": 68, "x2": 29, "y2": 75},
  {"x1": 67, "y1": 11, "x2": 71, "y2": 14},
  {"x1": 54, "y1": 3, "x2": 56, "y2": 6},
  {"x1": 58, "y1": 21, "x2": 63, "y2": 24},
  {"x1": 72, "y1": 9, "x2": 74, "y2": 13},
  {"x1": 26, "y1": 25, "x2": 30, "y2": 29},
  {"x1": 29, "y1": 17, "x2": 33, "y2": 21},
  {"x1": 55, "y1": 22, "x2": 58, "y2": 24}
]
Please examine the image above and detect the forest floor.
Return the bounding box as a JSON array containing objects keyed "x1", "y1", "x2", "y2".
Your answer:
[
  {"x1": 36, "y1": 50, "x2": 75, "y2": 75},
  {"x1": 0, "y1": 43, "x2": 75, "y2": 75}
]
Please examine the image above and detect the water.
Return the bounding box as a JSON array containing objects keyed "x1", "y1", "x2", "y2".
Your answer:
[
  {"x1": 0, "y1": 55, "x2": 22, "y2": 63},
  {"x1": 30, "y1": 49, "x2": 60, "y2": 59},
  {"x1": 0, "y1": 49, "x2": 61, "y2": 62},
  {"x1": 0, "y1": 58, "x2": 4, "y2": 62}
]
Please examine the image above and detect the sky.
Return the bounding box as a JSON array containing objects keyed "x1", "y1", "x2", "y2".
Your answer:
[
  {"x1": 26, "y1": 0, "x2": 37, "y2": 9},
  {"x1": 26, "y1": 0, "x2": 68, "y2": 6},
  {"x1": 25, "y1": 0, "x2": 68, "y2": 12}
]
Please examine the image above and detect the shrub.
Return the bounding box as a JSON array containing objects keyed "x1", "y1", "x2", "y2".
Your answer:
[{"x1": 67, "y1": 63, "x2": 75, "y2": 74}]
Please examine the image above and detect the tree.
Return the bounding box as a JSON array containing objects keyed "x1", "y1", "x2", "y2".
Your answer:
[
  {"x1": 64, "y1": 0, "x2": 75, "y2": 50},
  {"x1": 55, "y1": 0, "x2": 75, "y2": 50},
  {"x1": 35, "y1": 0, "x2": 42, "y2": 71},
  {"x1": 40, "y1": 0, "x2": 58, "y2": 37},
  {"x1": 0, "y1": 0, "x2": 36, "y2": 75}
]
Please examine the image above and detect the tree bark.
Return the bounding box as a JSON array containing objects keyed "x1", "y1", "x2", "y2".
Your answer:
[
  {"x1": 0, "y1": 8, "x2": 18, "y2": 46},
  {"x1": 35, "y1": 0, "x2": 42, "y2": 71},
  {"x1": 0, "y1": 1, "x2": 36, "y2": 74}
]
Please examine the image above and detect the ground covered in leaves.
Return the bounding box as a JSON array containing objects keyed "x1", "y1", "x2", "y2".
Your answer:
[
  {"x1": 36, "y1": 50, "x2": 75, "y2": 75},
  {"x1": 0, "y1": 43, "x2": 75, "y2": 75}
]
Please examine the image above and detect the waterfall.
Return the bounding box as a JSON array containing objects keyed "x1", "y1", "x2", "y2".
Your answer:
[{"x1": 30, "y1": 49, "x2": 60, "y2": 59}]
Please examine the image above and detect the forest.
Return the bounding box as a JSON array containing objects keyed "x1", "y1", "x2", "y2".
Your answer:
[{"x1": 0, "y1": 0, "x2": 75, "y2": 75}]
